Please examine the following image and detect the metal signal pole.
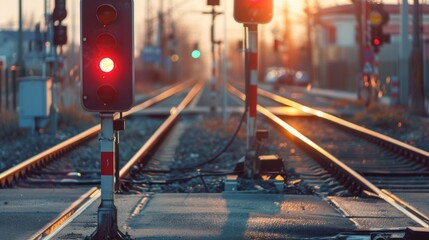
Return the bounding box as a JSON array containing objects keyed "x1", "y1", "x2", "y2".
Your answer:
[
  {"x1": 203, "y1": 6, "x2": 222, "y2": 112},
  {"x1": 399, "y1": 0, "x2": 410, "y2": 106},
  {"x1": 90, "y1": 113, "x2": 129, "y2": 239},
  {"x1": 222, "y1": 1, "x2": 228, "y2": 122},
  {"x1": 410, "y1": 0, "x2": 425, "y2": 115},
  {"x1": 17, "y1": 0, "x2": 25, "y2": 77}
]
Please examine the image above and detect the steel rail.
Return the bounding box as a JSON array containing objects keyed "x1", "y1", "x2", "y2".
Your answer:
[
  {"x1": 32, "y1": 80, "x2": 205, "y2": 240},
  {"x1": 257, "y1": 88, "x2": 429, "y2": 165},
  {"x1": 30, "y1": 187, "x2": 100, "y2": 240},
  {"x1": 120, "y1": 80, "x2": 205, "y2": 179},
  {"x1": 0, "y1": 80, "x2": 195, "y2": 188},
  {"x1": 257, "y1": 87, "x2": 429, "y2": 226},
  {"x1": 0, "y1": 125, "x2": 100, "y2": 188},
  {"x1": 228, "y1": 84, "x2": 429, "y2": 227}
]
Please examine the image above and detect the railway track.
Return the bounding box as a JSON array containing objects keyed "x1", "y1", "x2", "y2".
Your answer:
[
  {"x1": 28, "y1": 80, "x2": 205, "y2": 239},
  {"x1": 0, "y1": 80, "x2": 195, "y2": 188},
  {"x1": 6, "y1": 81, "x2": 429, "y2": 239},
  {"x1": 229, "y1": 84, "x2": 429, "y2": 227}
]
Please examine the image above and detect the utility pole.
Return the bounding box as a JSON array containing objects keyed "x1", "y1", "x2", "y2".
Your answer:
[
  {"x1": 399, "y1": 0, "x2": 410, "y2": 106},
  {"x1": 157, "y1": 0, "x2": 165, "y2": 69},
  {"x1": 13, "y1": 0, "x2": 25, "y2": 112},
  {"x1": 410, "y1": 0, "x2": 425, "y2": 115},
  {"x1": 246, "y1": 24, "x2": 258, "y2": 177},
  {"x1": 43, "y1": 0, "x2": 58, "y2": 135},
  {"x1": 358, "y1": 0, "x2": 364, "y2": 99},
  {"x1": 145, "y1": 0, "x2": 153, "y2": 46},
  {"x1": 203, "y1": 4, "x2": 223, "y2": 112},
  {"x1": 282, "y1": 4, "x2": 292, "y2": 72},
  {"x1": 304, "y1": 0, "x2": 314, "y2": 87},
  {"x1": 71, "y1": 0, "x2": 76, "y2": 65},
  {"x1": 351, "y1": 0, "x2": 365, "y2": 99},
  {"x1": 50, "y1": 0, "x2": 68, "y2": 136},
  {"x1": 222, "y1": 1, "x2": 228, "y2": 122},
  {"x1": 16, "y1": 0, "x2": 25, "y2": 77},
  {"x1": 43, "y1": 0, "x2": 49, "y2": 78}
]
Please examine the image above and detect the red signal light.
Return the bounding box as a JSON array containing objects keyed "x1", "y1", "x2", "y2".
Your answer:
[
  {"x1": 99, "y1": 57, "x2": 114, "y2": 73},
  {"x1": 373, "y1": 38, "x2": 380, "y2": 46},
  {"x1": 234, "y1": 0, "x2": 273, "y2": 24}
]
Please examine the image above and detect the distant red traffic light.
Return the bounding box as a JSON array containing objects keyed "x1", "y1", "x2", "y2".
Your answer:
[
  {"x1": 373, "y1": 39, "x2": 380, "y2": 46},
  {"x1": 369, "y1": 3, "x2": 390, "y2": 54}
]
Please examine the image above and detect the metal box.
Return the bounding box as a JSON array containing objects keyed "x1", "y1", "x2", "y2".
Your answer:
[{"x1": 19, "y1": 76, "x2": 52, "y2": 129}]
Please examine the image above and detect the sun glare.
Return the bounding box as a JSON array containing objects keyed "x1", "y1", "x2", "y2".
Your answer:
[{"x1": 283, "y1": 0, "x2": 303, "y2": 11}]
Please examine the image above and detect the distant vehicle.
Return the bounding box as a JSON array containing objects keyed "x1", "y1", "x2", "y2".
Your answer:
[
  {"x1": 264, "y1": 67, "x2": 286, "y2": 83},
  {"x1": 294, "y1": 70, "x2": 309, "y2": 86},
  {"x1": 273, "y1": 69, "x2": 295, "y2": 89},
  {"x1": 276, "y1": 71, "x2": 295, "y2": 85},
  {"x1": 273, "y1": 70, "x2": 310, "y2": 89}
]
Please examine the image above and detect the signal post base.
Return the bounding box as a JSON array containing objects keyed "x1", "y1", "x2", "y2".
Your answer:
[
  {"x1": 244, "y1": 150, "x2": 257, "y2": 179},
  {"x1": 88, "y1": 203, "x2": 131, "y2": 240},
  {"x1": 87, "y1": 112, "x2": 131, "y2": 240}
]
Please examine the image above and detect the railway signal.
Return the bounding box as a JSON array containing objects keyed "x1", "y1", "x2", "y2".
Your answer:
[
  {"x1": 191, "y1": 43, "x2": 201, "y2": 59},
  {"x1": 234, "y1": 0, "x2": 273, "y2": 179},
  {"x1": 202, "y1": 3, "x2": 223, "y2": 112},
  {"x1": 81, "y1": 0, "x2": 134, "y2": 112},
  {"x1": 53, "y1": 24, "x2": 67, "y2": 45},
  {"x1": 369, "y1": 3, "x2": 390, "y2": 54},
  {"x1": 370, "y1": 25, "x2": 382, "y2": 53},
  {"x1": 233, "y1": 0, "x2": 273, "y2": 24},
  {"x1": 81, "y1": 1, "x2": 134, "y2": 239},
  {"x1": 53, "y1": 0, "x2": 67, "y2": 22}
]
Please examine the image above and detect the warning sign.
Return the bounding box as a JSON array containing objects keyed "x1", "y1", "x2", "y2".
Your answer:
[{"x1": 363, "y1": 62, "x2": 373, "y2": 74}]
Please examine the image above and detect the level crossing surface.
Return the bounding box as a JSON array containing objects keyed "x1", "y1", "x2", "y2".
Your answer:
[
  {"x1": 0, "y1": 188, "x2": 91, "y2": 240},
  {"x1": 54, "y1": 193, "x2": 357, "y2": 239}
]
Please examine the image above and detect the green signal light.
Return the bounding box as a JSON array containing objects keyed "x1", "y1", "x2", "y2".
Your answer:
[{"x1": 191, "y1": 50, "x2": 201, "y2": 59}]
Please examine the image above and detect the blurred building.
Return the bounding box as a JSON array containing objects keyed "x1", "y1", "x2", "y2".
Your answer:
[
  {"x1": 312, "y1": 4, "x2": 429, "y2": 92},
  {"x1": 0, "y1": 30, "x2": 44, "y2": 75}
]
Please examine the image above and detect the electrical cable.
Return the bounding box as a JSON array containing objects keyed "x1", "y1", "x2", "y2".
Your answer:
[
  {"x1": 122, "y1": 101, "x2": 251, "y2": 187},
  {"x1": 123, "y1": 107, "x2": 246, "y2": 176},
  {"x1": 122, "y1": 170, "x2": 242, "y2": 185},
  {"x1": 170, "y1": 108, "x2": 248, "y2": 171}
]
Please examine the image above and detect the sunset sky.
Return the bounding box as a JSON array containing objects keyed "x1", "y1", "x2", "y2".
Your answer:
[
  {"x1": 0, "y1": 1, "x2": 349, "y2": 35},
  {"x1": 0, "y1": 0, "x2": 414, "y2": 53}
]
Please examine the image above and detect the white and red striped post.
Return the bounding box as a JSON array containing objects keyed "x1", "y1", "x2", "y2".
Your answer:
[
  {"x1": 372, "y1": 54, "x2": 380, "y2": 103},
  {"x1": 210, "y1": 55, "x2": 217, "y2": 111},
  {"x1": 390, "y1": 76, "x2": 400, "y2": 106},
  {"x1": 247, "y1": 24, "x2": 258, "y2": 147},
  {"x1": 100, "y1": 113, "x2": 115, "y2": 208},
  {"x1": 244, "y1": 24, "x2": 258, "y2": 178},
  {"x1": 90, "y1": 113, "x2": 126, "y2": 239},
  {"x1": 209, "y1": 6, "x2": 219, "y2": 112}
]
